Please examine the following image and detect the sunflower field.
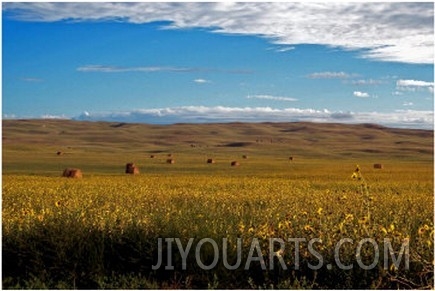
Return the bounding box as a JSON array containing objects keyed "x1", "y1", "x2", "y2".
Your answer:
[{"x1": 2, "y1": 161, "x2": 433, "y2": 289}]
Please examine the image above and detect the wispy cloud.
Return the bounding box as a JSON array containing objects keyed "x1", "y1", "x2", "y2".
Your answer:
[
  {"x1": 307, "y1": 71, "x2": 353, "y2": 79},
  {"x1": 396, "y1": 79, "x2": 434, "y2": 93},
  {"x1": 72, "y1": 106, "x2": 433, "y2": 129},
  {"x1": 246, "y1": 94, "x2": 298, "y2": 102},
  {"x1": 77, "y1": 65, "x2": 251, "y2": 75},
  {"x1": 4, "y1": 2, "x2": 433, "y2": 64},
  {"x1": 77, "y1": 65, "x2": 194, "y2": 73},
  {"x1": 20, "y1": 77, "x2": 43, "y2": 82},
  {"x1": 193, "y1": 78, "x2": 211, "y2": 84},
  {"x1": 268, "y1": 46, "x2": 295, "y2": 53},
  {"x1": 348, "y1": 79, "x2": 386, "y2": 86},
  {"x1": 41, "y1": 114, "x2": 68, "y2": 119},
  {"x1": 397, "y1": 79, "x2": 434, "y2": 87},
  {"x1": 3, "y1": 114, "x2": 17, "y2": 119},
  {"x1": 353, "y1": 91, "x2": 370, "y2": 98}
]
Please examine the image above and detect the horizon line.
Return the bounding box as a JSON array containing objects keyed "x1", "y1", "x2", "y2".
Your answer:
[{"x1": 3, "y1": 117, "x2": 433, "y2": 131}]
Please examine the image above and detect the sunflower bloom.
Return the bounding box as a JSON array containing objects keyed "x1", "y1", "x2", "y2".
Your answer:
[
  {"x1": 418, "y1": 227, "x2": 426, "y2": 235},
  {"x1": 358, "y1": 216, "x2": 369, "y2": 225}
]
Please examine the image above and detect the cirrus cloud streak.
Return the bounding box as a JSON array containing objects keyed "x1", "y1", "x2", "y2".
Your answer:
[
  {"x1": 77, "y1": 65, "x2": 195, "y2": 73},
  {"x1": 246, "y1": 95, "x2": 298, "y2": 102},
  {"x1": 396, "y1": 79, "x2": 434, "y2": 93},
  {"x1": 76, "y1": 64, "x2": 252, "y2": 75},
  {"x1": 307, "y1": 72, "x2": 355, "y2": 79}
]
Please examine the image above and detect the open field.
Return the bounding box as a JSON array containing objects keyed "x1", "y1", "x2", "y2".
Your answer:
[{"x1": 2, "y1": 120, "x2": 434, "y2": 288}]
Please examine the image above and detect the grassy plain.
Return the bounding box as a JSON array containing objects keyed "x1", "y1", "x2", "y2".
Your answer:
[{"x1": 2, "y1": 119, "x2": 434, "y2": 288}]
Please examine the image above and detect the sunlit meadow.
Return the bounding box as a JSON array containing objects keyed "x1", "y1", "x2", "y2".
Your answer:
[{"x1": 2, "y1": 161, "x2": 433, "y2": 288}]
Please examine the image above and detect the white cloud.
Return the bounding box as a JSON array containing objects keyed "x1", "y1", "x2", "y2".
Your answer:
[
  {"x1": 348, "y1": 79, "x2": 386, "y2": 86},
  {"x1": 403, "y1": 102, "x2": 414, "y2": 106},
  {"x1": 397, "y1": 79, "x2": 434, "y2": 87},
  {"x1": 3, "y1": 114, "x2": 17, "y2": 119},
  {"x1": 193, "y1": 78, "x2": 211, "y2": 84},
  {"x1": 41, "y1": 114, "x2": 68, "y2": 119},
  {"x1": 77, "y1": 65, "x2": 194, "y2": 73},
  {"x1": 73, "y1": 106, "x2": 433, "y2": 129},
  {"x1": 247, "y1": 94, "x2": 298, "y2": 102},
  {"x1": 396, "y1": 79, "x2": 434, "y2": 93},
  {"x1": 353, "y1": 91, "x2": 370, "y2": 98},
  {"x1": 307, "y1": 72, "x2": 353, "y2": 79},
  {"x1": 77, "y1": 65, "x2": 250, "y2": 75},
  {"x1": 20, "y1": 77, "x2": 43, "y2": 82},
  {"x1": 270, "y1": 46, "x2": 295, "y2": 53},
  {"x1": 4, "y1": 2, "x2": 433, "y2": 64}
]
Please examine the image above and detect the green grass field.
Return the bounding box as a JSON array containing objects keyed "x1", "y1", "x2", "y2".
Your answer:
[{"x1": 2, "y1": 120, "x2": 434, "y2": 289}]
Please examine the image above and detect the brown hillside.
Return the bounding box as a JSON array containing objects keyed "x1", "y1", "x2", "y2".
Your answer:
[{"x1": 2, "y1": 119, "x2": 433, "y2": 175}]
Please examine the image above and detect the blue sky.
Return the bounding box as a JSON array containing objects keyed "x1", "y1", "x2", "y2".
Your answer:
[{"x1": 2, "y1": 2, "x2": 434, "y2": 128}]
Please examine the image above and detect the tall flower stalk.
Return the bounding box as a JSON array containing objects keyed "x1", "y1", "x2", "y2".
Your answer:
[{"x1": 351, "y1": 165, "x2": 372, "y2": 235}]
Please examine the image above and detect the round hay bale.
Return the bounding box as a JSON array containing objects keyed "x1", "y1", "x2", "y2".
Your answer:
[
  {"x1": 166, "y1": 158, "x2": 175, "y2": 164},
  {"x1": 207, "y1": 158, "x2": 216, "y2": 164},
  {"x1": 150, "y1": 155, "x2": 155, "y2": 158},
  {"x1": 289, "y1": 156, "x2": 293, "y2": 161},
  {"x1": 373, "y1": 163, "x2": 383, "y2": 169},
  {"x1": 62, "y1": 168, "x2": 82, "y2": 178},
  {"x1": 231, "y1": 161, "x2": 240, "y2": 167},
  {"x1": 167, "y1": 154, "x2": 173, "y2": 157},
  {"x1": 125, "y1": 163, "x2": 140, "y2": 174},
  {"x1": 56, "y1": 151, "x2": 63, "y2": 156},
  {"x1": 242, "y1": 155, "x2": 248, "y2": 159}
]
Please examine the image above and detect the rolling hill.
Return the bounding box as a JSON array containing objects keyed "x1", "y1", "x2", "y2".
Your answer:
[{"x1": 2, "y1": 119, "x2": 433, "y2": 175}]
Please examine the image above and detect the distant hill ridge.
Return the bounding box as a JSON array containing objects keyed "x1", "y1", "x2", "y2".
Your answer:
[{"x1": 3, "y1": 119, "x2": 433, "y2": 161}]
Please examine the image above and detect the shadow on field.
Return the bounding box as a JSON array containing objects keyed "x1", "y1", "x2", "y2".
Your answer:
[
  {"x1": 3, "y1": 224, "x2": 274, "y2": 289},
  {"x1": 4, "y1": 221, "x2": 431, "y2": 289}
]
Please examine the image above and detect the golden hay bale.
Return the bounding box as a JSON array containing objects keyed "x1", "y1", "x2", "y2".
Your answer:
[
  {"x1": 167, "y1": 158, "x2": 175, "y2": 164},
  {"x1": 150, "y1": 155, "x2": 155, "y2": 158},
  {"x1": 56, "y1": 151, "x2": 63, "y2": 156},
  {"x1": 125, "y1": 162, "x2": 134, "y2": 171},
  {"x1": 62, "y1": 168, "x2": 82, "y2": 178},
  {"x1": 125, "y1": 163, "x2": 140, "y2": 174},
  {"x1": 231, "y1": 161, "x2": 240, "y2": 167},
  {"x1": 289, "y1": 156, "x2": 294, "y2": 161},
  {"x1": 373, "y1": 163, "x2": 383, "y2": 169},
  {"x1": 242, "y1": 155, "x2": 248, "y2": 159},
  {"x1": 207, "y1": 158, "x2": 216, "y2": 164},
  {"x1": 167, "y1": 154, "x2": 173, "y2": 157}
]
